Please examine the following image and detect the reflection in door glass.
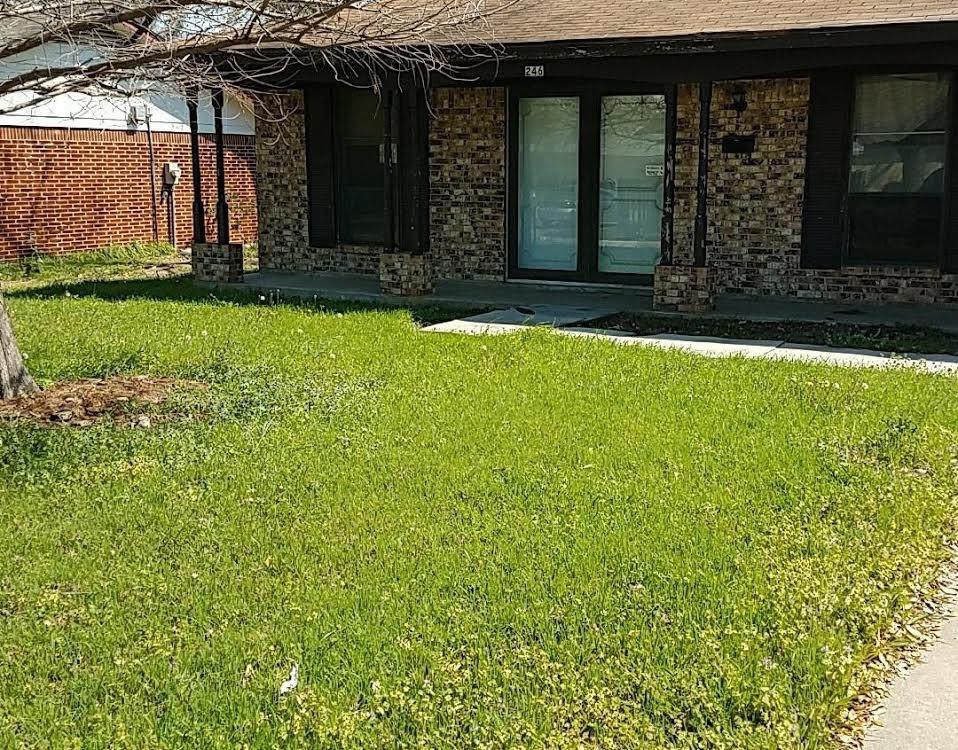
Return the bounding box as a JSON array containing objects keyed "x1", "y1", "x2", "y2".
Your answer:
[
  {"x1": 599, "y1": 95, "x2": 665, "y2": 276},
  {"x1": 518, "y1": 97, "x2": 580, "y2": 271}
]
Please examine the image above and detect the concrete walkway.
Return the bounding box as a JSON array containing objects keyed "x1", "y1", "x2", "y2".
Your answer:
[
  {"x1": 865, "y1": 597, "x2": 958, "y2": 750},
  {"x1": 423, "y1": 316, "x2": 958, "y2": 374}
]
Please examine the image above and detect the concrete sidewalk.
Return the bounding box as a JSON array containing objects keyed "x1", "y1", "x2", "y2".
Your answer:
[
  {"x1": 864, "y1": 597, "x2": 958, "y2": 750},
  {"x1": 423, "y1": 317, "x2": 958, "y2": 374}
]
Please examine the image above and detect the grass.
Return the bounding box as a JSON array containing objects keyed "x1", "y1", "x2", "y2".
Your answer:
[{"x1": 0, "y1": 260, "x2": 956, "y2": 748}]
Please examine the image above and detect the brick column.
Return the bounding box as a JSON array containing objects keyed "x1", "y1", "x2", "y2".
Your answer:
[
  {"x1": 192, "y1": 243, "x2": 243, "y2": 283},
  {"x1": 653, "y1": 265, "x2": 717, "y2": 313},
  {"x1": 379, "y1": 252, "x2": 434, "y2": 296}
]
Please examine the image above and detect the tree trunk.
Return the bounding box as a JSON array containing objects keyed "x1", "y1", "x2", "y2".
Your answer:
[{"x1": 0, "y1": 293, "x2": 38, "y2": 400}]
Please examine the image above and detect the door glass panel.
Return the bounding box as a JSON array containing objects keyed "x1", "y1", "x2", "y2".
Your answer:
[
  {"x1": 598, "y1": 95, "x2": 666, "y2": 275},
  {"x1": 518, "y1": 97, "x2": 580, "y2": 271}
]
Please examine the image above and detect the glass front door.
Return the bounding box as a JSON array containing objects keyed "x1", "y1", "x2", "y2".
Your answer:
[
  {"x1": 512, "y1": 89, "x2": 668, "y2": 283},
  {"x1": 517, "y1": 97, "x2": 580, "y2": 271},
  {"x1": 598, "y1": 95, "x2": 666, "y2": 276}
]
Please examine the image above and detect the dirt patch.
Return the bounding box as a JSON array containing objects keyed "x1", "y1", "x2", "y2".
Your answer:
[{"x1": 0, "y1": 376, "x2": 205, "y2": 428}]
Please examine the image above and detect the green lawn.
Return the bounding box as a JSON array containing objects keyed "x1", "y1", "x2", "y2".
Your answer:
[{"x1": 0, "y1": 270, "x2": 956, "y2": 748}]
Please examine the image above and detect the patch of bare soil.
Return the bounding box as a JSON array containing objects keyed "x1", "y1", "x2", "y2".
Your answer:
[
  {"x1": 0, "y1": 375, "x2": 205, "y2": 427},
  {"x1": 141, "y1": 259, "x2": 191, "y2": 277}
]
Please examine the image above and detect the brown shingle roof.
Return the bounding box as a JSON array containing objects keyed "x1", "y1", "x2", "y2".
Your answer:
[
  {"x1": 370, "y1": 0, "x2": 958, "y2": 46},
  {"x1": 286, "y1": 0, "x2": 958, "y2": 58}
]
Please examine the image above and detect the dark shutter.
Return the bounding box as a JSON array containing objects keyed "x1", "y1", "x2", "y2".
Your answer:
[
  {"x1": 801, "y1": 72, "x2": 854, "y2": 269},
  {"x1": 945, "y1": 77, "x2": 958, "y2": 272},
  {"x1": 304, "y1": 87, "x2": 336, "y2": 248},
  {"x1": 397, "y1": 88, "x2": 430, "y2": 253}
]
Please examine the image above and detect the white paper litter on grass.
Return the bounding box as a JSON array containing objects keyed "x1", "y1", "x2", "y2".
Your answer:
[{"x1": 279, "y1": 664, "x2": 299, "y2": 696}]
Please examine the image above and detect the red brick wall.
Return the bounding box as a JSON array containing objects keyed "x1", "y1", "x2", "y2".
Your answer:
[{"x1": 0, "y1": 126, "x2": 257, "y2": 262}]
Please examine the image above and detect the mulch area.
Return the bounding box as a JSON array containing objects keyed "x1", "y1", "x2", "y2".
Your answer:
[
  {"x1": 581, "y1": 313, "x2": 958, "y2": 356},
  {"x1": 0, "y1": 376, "x2": 205, "y2": 427}
]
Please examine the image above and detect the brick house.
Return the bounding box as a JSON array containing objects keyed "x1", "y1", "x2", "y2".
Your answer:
[
  {"x1": 218, "y1": 0, "x2": 958, "y2": 310},
  {"x1": 0, "y1": 30, "x2": 257, "y2": 262}
]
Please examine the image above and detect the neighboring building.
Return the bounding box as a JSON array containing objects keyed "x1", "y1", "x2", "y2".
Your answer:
[
  {"x1": 218, "y1": 0, "x2": 958, "y2": 310},
  {"x1": 0, "y1": 39, "x2": 257, "y2": 262}
]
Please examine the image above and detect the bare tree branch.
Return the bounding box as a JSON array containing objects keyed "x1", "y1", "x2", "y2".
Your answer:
[{"x1": 0, "y1": 0, "x2": 513, "y2": 115}]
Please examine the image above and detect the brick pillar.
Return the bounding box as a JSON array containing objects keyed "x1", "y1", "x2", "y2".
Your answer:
[
  {"x1": 192, "y1": 243, "x2": 243, "y2": 283},
  {"x1": 653, "y1": 265, "x2": 717, "y2": 313},
  {"x1": 379, "y1": 252, "x2": 434, "y2": 296}
]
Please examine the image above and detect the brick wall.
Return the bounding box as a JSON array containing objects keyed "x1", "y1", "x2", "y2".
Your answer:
[
  {"x1": 253, "y1": 80, "x2": 955, "y2": 305},
  {"x1": 705, "y1": 79, "x2": 808, "y2": 296},
  {"x1": 680, "y1": 77, "x2": 958, "y2": 305},
  {"x1": 256, "y1": 92, "x2": 382, "y2": 275},
  {"x1": 257, "y1": 87, "x2": 508, "y2": 280},
  {"x1": 672, "y1": 83, "x2": 700, "y2": 266},
  {"x1": 429, "y1": 87, "x2": 506, "y2": 281},
  {"x1": 255, "y1": 93, "x2": 310, "y2": 272},
  {"x1": 0, "y1": 126, "x2": 256, "y2": 262}
]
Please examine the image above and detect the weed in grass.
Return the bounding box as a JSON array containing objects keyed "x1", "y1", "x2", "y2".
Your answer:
[{"x1": 0, "y1": 241, "x2": 179, "y2": 284}]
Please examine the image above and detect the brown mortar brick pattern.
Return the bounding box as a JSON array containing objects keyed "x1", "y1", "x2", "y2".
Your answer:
[
  {"x1": 0, "y1": 127, "x2": 256, "y2": 261},
  {"x1": 429, "y1": 87, "x2": 506, "y2": 281}
]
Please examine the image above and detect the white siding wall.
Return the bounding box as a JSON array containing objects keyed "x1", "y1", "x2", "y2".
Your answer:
[{"x1": 0, "y1": 42, "x2": 255, "y2": 135}]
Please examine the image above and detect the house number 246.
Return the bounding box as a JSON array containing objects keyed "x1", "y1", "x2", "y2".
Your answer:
[{"x1": 524, "y1": 65, "x2": 545, "y2": 78}]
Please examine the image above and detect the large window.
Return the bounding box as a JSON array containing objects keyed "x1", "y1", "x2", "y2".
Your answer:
[
  {"x1": 847, "y1": 73, "x2": 951, "y2": 265},
  {"x1": 335, "y1": 90, "x2": 387, "y2": 245}
]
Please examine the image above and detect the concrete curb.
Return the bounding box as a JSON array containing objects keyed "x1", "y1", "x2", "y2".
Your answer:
[{"x1": 422, "y1": 319, "x2": 958, "y2": 374}]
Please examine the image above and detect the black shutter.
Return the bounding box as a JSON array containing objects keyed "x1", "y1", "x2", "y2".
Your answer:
[
  {"x1": 945, "y1": 77, "x2": 958, "y2": 272},
  {"x1": 801, "y1": 72, "x2": 854, "y2": 269},
  {"x1": 397, "y1": 88, "x2": 430, "y2": 253},
  {"x1": 304, "y1": 87, "x2": 336, "y2": 248}
]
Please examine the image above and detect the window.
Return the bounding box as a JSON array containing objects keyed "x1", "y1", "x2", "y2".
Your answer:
[
  {"x1": 305, "y1": 87, "x2": 426, "y2": 252},
  {"x1": 336, "y1": 90, "x2": 387, "y2": 245},
  {"x1": 847, "y1": 73, "x2": 951, "y2": 264}
]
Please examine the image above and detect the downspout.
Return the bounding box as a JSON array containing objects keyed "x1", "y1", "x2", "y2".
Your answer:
[
  {"x1": 383, "y1": 89, "x2": 396, "y2": 251},
  {"x1": 145, "y1": 105, "x2": 160, "y2": 244}
]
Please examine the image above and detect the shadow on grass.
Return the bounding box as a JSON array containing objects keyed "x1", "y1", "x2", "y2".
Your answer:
[
  {"x1": 13, "y1": 275, "x2": 958, "y2": 355},
  {"x1": 6, "y1": 276, "x2": 485, "y2": 326}
]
